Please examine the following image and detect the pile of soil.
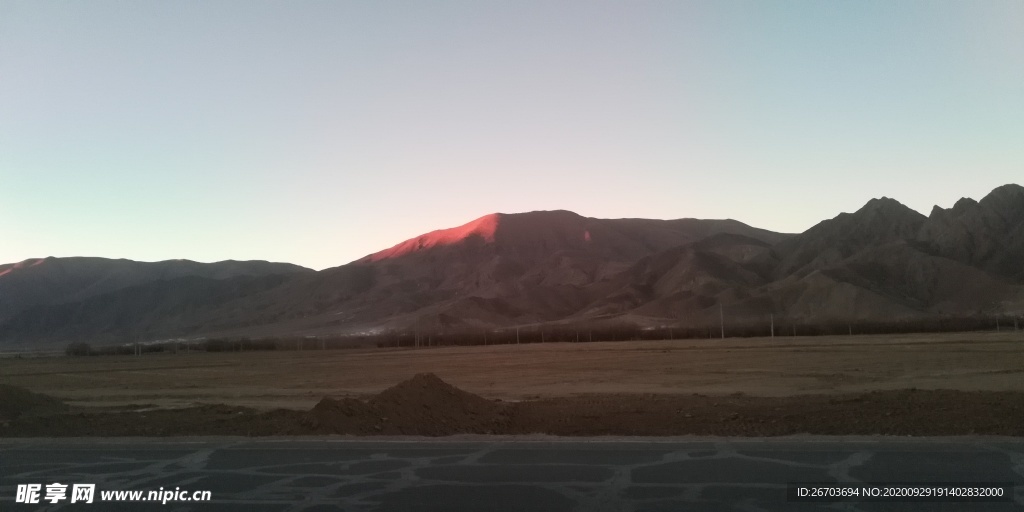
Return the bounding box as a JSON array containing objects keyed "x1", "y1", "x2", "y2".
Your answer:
[
  {"x1": 307, "y1": 373, "x2": 508, "y2": 435},
  {"x1": 0, "y1": 384, "x2": 67, "y2": 422}
]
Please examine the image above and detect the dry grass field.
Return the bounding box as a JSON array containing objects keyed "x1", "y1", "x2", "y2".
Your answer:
[{"x1": 2, "y1": 331, "x2": 1022, "y2": 412}]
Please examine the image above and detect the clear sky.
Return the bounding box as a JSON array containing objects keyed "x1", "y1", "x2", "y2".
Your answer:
[{"x1": 2, "y1": 1, "x2": 1021, "y2": 270}]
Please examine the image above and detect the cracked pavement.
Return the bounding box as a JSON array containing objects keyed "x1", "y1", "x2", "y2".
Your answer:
[{"x1": 1, "y1": 436, "x2": 1022, "y2": 511}]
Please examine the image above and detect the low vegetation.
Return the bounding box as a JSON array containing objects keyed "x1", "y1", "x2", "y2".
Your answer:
[{"x1": 61, "y1": 315, "x2": 1022, "y2": 356}]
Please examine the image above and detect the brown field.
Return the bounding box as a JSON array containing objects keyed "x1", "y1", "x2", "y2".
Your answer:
[{"x1": 2, "y1": 331, "x2": 1023, "y2": 411}]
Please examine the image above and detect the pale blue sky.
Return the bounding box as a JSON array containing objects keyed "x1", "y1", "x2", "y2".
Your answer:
[{"x1": 1, "y1": 1, "x2": 1021, "y2": 270}]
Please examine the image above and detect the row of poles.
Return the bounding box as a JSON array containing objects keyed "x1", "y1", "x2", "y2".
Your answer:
[
  {"x1": 409, "y1": 306, "x2": 1020, "y2": 349},
  {"x1": 412, "y1": 328, "x2": 594, "y2": 347},
  {"x1": 123, "y1": 307, "x2": 1019, "y2": 356}
]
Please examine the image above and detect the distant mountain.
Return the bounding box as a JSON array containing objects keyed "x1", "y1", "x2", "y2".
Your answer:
[
  {"x1": 0, "y1": 257, "x2": 312, "y2": 324},
  {"x1": 335, "y1": 211, "x2": 789, "y2": 329},
  {"x1": 916, "y1": 184, "x2": 1024, "y2": 281},
  {"x1": 2, "y1": 185, "x2": 1022, "y2": 349},
  {"x1": 0, "y1": 274, "x2": 296, "y2": 347},
  {"x1": 0, "y1": 213, "x2": 788, "y2": 346},
  {"x1": 582, "y1": 233, "x2": 778, "y2": 324},
  {"x1": 752, "y1": 185, "x2": 1024, "y2": 321},
  {"x1": 772, "y1": 197, "x2": 928, "y2": 278},
  {"x1": 359, "y1": 210, "x2": 789, "y2": 265}
]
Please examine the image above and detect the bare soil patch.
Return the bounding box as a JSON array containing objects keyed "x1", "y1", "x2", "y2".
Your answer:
[
  {"x1": 2, "y1": 374, "x2": 1023, "y2": 437},
  {"x1": 0, "y1": 384, "x2": 67, "y2": 421}
]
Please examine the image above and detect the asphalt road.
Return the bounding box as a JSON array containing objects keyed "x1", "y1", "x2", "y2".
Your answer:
[{"x1": 1, "y1": 436, "x2": 1022, "y2": 511}]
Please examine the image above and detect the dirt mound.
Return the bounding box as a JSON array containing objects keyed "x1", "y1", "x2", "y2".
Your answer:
[
  {"x1": 371, "y1": 373, "x2": 506, "y2": 434},
  {"x1": 306, "y1": 373, "x2": 508, "y2": 436},
  {"x1": 306, "y1": 397, "x2": 378, "y2": 433},
  {"x1": 0, "y1": 385, "x2": 67, "y2": 422}
]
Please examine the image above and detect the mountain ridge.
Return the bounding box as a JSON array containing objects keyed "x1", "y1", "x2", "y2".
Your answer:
[
  {"x1": 2, "y1": 185, "x2": 1022, "y2": 349},
  {"x1": 0, "y1": 257, "x2": 312, "y2": 324}
]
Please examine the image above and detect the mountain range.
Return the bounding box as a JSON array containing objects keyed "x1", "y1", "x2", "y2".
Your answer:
[{"x1": 2, "y1": 184, "x2": 1022, "y2": 349}]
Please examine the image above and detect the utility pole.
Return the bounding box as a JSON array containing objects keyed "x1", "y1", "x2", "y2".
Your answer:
[
  {"x1": 719, "y1": 303, "x2": 724, "y2": 339},
  {"x1": 516, "y1": 327, "x2": 520, "y2": 345},
  {"x1": 770, "y1": 314, "x2": 774, "y2": 339}
]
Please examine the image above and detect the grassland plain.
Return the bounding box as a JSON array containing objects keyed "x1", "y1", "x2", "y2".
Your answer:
[{"x1": 2, "y1": 332, "x2": 1022, "y2": 411}]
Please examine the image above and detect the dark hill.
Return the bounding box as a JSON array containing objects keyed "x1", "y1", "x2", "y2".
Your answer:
[{"x1": 0, "y1": 257, "x2": 312, "y2": 322}]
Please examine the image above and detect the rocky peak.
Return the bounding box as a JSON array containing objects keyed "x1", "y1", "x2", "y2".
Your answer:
[{"x1": 978, "y1": 184, "x2": 1024, "y2": 224}]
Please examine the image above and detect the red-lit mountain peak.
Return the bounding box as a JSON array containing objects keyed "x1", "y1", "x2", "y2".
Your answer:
[
  {"x1": 0, "y1": 258, "x2": 49, "y2": 278},
  {"x1": 360, "y1": 213, "x2": 503, "y2": 262},
  {"x1": 358, "y1": 210, "x2": 593, "y2": 263}
]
